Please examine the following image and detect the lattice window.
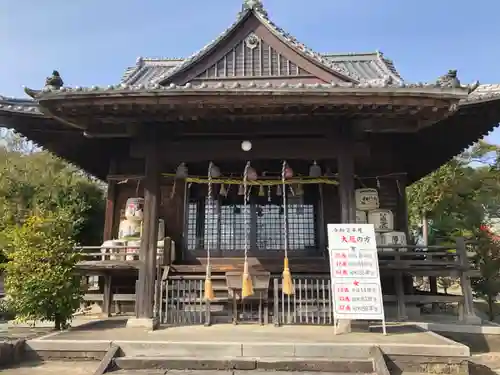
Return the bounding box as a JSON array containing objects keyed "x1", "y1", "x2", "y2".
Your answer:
[
  {"x1": 186, "y1": 202, "x2": 198, "y2": 251},
  {"x1": 186, "y1": 186, "x2": 319, "y2": 252}
]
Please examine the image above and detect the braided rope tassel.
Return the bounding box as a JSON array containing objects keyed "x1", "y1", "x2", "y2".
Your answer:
[
  {"x1": 204, "y1": 162, "x2": 215, "y2": 301},
  {"x1": 282, "y1": 160, "x2": 293, "y2": 295},
  {"x1": 241, "y1": 161, "x2": 254, "y2": 298}
]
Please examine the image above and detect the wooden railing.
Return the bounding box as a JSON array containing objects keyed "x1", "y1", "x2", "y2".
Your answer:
[{"x1": 272, "y1": 275, "x2": 333, "y2": 325}]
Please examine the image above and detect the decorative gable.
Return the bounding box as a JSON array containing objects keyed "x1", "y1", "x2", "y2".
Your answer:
[
  {"x1": 192, "y1": 33, "x2": 313, "y2": 82},
  {"x1": 163, "y1": 6, "x2": 355, "y2": 86}
]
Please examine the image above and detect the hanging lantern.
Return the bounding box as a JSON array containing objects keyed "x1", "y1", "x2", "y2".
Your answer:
[
  {"x1": 220, "y1": 183, "x2": 227, "y2": 196},
  {"x1": 238, "y1": 184, "x2": 245, "y2": 195},
  {"x1": 175, "y1": 162, "x2": 188, "y2": 179},
  {"x1": 247, "y1": 166, "x2": 258, "y2": 181},
  {"x1": 309, "y1": 161, "x2": 322, "y2": 178},
  {"x1": 284, "y1": 165, "x2": 294, "y2": 179},
  {"x1": 209, "y1": 163, "x2": 221, "y2": 178},
  {"x1": 258, "y1": 185, "x2": 265, "y2": 197},
  {"x1": 276, "y1": 185, "x2": 282, "y2": 196}
]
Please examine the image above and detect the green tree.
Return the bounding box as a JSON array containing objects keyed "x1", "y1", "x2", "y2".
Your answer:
[
  {"x1": 2, "y1": 211, "x2": 84, "y2": 330},
  {"x1": 471, "y1": 232, "x2": 500, "y2": 321}
]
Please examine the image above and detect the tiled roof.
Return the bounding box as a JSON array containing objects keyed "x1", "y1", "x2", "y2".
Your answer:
[
  {"x1": 462, "y1": 84, "x2": 500, "y2": 104},
  {"x1": 122, "y1": 1, "x2": 405, "y2": 86},
  {"x1": 122, "y1": 58, "x2": 183, "y2": 86},
  {"x1": 322, "y1": 51, "x2": 403, "y2": 84},
  {"x1": 0, "y1": 95, "x2": 41, "y2": 115}
]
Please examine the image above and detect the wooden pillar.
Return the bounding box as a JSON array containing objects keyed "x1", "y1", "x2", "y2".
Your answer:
[
  {"x1": 102, "y1": 274, "x2": 113, "y2": 317},
  {"x1": 336, "y1": 128, "x2": 357, "y2": 333},
  {"x1": 133, "y1": 135, "x2": 160, "y2": 326},
  {"x1": 394, "y1": 176, "x2": 409, "y2": 319},
  {"x1": 103, "y1": 160, "x2": 117, "y2": 241}
]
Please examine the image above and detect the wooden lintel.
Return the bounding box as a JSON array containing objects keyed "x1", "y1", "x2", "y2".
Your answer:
[{"x1": 130, "y1": 138, "x2": 369, "y2": 162}]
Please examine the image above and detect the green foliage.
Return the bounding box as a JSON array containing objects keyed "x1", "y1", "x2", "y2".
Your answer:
[
  {"x1": 0, "y1": 132, "x2": 105, "y2": 247},
  {"x1": 0, "y1": 130, "x2": 105, "y2": 328},
  {"x1": 471, "y1": 232, "x2": 500, "y2": 321},
  {"x1": 407, "y1": 140, "x2": 500, "y2": 243},
  {"x1": 407, "y1": 140, "x2": 500, "y2": 320},
  {"x1": 3, "y1": 211, "x2": 84, "y2": 329}
]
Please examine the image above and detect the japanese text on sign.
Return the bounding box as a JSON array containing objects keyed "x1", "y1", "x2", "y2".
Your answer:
[{"x1": 327, "y1": 224, "x2": 385, "y2": 321}]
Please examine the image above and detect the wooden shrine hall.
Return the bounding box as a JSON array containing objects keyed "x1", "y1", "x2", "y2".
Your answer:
[{"x1": 2, "y1": 0, "x2": 500, "y2": 329}]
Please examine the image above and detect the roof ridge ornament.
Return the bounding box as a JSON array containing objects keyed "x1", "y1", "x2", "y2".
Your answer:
[
  {"x1": 45, "y1": 70, "x2": 64, "y2": 90},
  {"x1": 241, "y1": 0, "x2": 267, "y2": 17},
  {"x1": 436, "y1": 69, "x2": 460, "y2": 88}
]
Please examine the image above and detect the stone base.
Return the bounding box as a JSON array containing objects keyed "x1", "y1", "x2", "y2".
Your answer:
[
  {"x1": 460, "y1": 315, "x2": 482, "y2": 325},
  {"x1": 335, "y1": 319, "x2": 351, "y2": 334},
  {"x1": 126, "y1": 317, "x2": 159, "y2": 330}
]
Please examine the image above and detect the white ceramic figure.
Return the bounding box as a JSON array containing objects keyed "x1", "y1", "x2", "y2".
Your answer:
[{"x1": 125, "y1": 197, "x2": 145, "y2": 221}]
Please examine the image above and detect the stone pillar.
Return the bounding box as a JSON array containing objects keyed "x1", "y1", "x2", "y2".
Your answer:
[
  {"x1": 128, "y1": 135, "x2": 160, "y2": 330},
  {"x1": 456, "y1": 237, "x2": 481, "y2": 325}
]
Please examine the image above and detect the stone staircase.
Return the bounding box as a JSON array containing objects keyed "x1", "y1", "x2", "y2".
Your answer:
[{"x1": 108, "y1": 355, "x2": 381, "y2": 374}]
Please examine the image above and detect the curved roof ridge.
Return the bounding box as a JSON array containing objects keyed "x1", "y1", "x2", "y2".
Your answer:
[
  {"x1": 374, "y1": 51, "x2": 403, "y2": 83},
  {"x1": 151, "y1": 3, "x2": 361, "y2": 86}
]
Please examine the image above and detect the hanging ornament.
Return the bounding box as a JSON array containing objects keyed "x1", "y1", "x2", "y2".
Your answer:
[
  {"x1": 220, "y1": 183, "x2": 227, "y2": 196},
  {"x1": 284, "y1": 164, "x2": 294, "y2": 179},
  {"x1": 267, "y1": 186, "x2": 272, "y2": 202},
  {"x1": 209, "y1": 162, "x2": 221, "y2": 178},
  {"x1": 175, "y1": 162, "x2": 188, "y2": 179},
  {"x1": 309, "y1": 160, "x2": 322, "y2": 178},
  {"x1": 238, "y1": 184, "x2": 245, "y2": 195},
  {"x1": 376, "y1": 177, "x2": 381, "y2": 189},
  {"x1": 247, "y1": 166, "x2": 258, "y2": 181},
  {"x1": 258, "y1": 185, "x2": 265, "y2": 197},
  {"x1": 276, "y1": 185, "x2": 282, "y2": 196},
  {"x1": 296, "y1": 183, "x2": 304, "y2": 196}
]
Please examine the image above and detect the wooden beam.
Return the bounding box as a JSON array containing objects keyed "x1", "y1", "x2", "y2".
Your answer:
[{"x1": 130, "y1": 138, "x2": 369, "y2": 162}]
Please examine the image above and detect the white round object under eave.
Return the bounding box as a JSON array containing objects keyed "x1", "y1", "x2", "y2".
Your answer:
[{"x1": 241, "y1": 140, "x2": 252, "y2": 152}]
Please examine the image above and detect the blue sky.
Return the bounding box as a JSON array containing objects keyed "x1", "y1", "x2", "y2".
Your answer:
[{"x1": 1, "y1": 0, "x2": 500, "y2": 141}]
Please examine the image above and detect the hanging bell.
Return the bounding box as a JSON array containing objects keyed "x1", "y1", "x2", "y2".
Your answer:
[
  {"x1": 258, "y1": 185, "x2": 265, "y2": 197},
  {"x1": 209, "y1": 163, "x2": 221, "y2": 178},
  {"x1": 296, "y1": 183, "x2": 304, "y2": 196},
  {"x1": 276, "y1": 185, "x2": 282, "y2": 196},
  {"x1": 220, "y1": 183, "x2": 227, "y2": 196},
  {"x1": 238, "y1": 184, "x2": 245, "y2": 195},
  {"x1": 309, "y1": 160, "x2": 322, "y2": 178},
  {"x1": 175, "y1": 162, "x2": 188, "y2": 179}
]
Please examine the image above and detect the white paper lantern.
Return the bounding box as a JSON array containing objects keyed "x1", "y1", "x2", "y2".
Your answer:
[
  {"x1": 355, "y1": 188, "x2": 380, "y2": 211},
  {"x1": 368, "y1": 209, "x2": 394, "y2": 232},
  {"x1": 356, "y1": 210, "x2": 367, "y2": 224},
  {"x1": 381, "y1": 231, "x2": 407, "y2": 252}
]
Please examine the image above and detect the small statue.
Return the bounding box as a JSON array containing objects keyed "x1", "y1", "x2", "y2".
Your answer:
[
  {"x1": 45, "y1": 70, "x2": 64, "y2": 89},
  {"x1": 436, "y1": 69, "x2": 460, "y2": 88}
]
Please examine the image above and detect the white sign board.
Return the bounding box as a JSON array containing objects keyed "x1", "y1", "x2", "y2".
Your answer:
[{"x1": 327, "y1": 224, "x2": 385, "y2": 323}]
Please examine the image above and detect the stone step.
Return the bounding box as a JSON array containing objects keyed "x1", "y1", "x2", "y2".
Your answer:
[
  {"x1": 113, "y1": 356, "x2": 375, "y2": 372},
  {"x1": 110, "y1": 372, "x2": 376, "y2": 375}
]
